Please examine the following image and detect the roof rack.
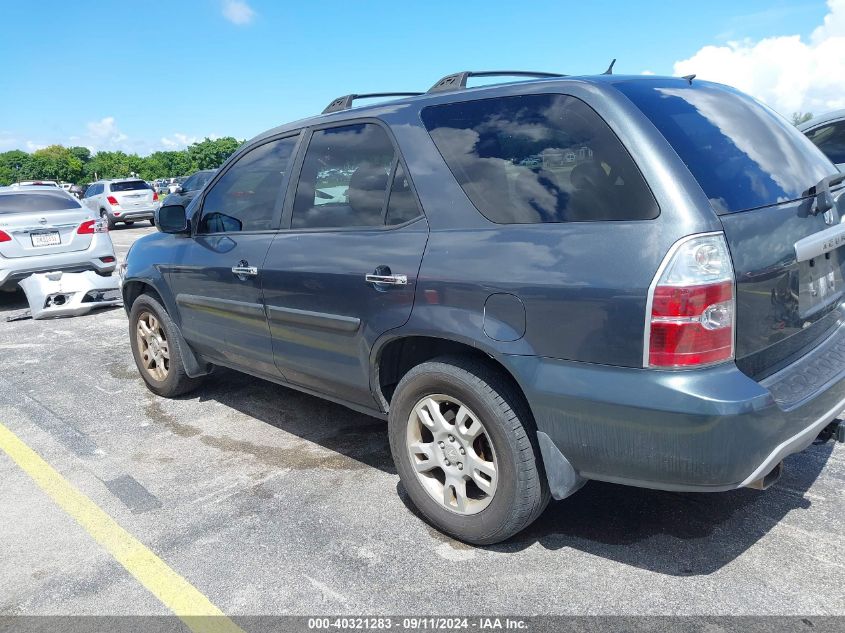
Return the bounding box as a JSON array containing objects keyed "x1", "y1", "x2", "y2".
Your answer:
[
  {"x1": 322, "y1": 92, "x2": 424, "y2": 114},
  {"x1": 427, "y1": 70, "x2": 566, "y2": 93}
]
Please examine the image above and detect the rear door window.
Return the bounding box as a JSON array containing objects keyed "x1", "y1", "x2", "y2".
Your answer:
[
  {"x1": 198, "y1": 135, "x2": 299, "y2": 233},
  {"x1": 291, "y1": 123, "x2": 396, "y2": 229},
  {"x1": 615, "y1": 79, "x2": 836, "y2": 213},
  {"x1": 805, "y1": 121, "x2": 845, "y2": 165},
  {"x1": 421, "y1": 94, "x2": 658, "y2": 223}
]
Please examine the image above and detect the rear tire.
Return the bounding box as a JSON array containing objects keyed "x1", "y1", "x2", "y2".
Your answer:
[
  {"x1": 129, "y1": 293, "x2": 203, "y2": 397},
  {"x1": 100, "y1": 210, "x2": 115, "y2": 231},
  {"x1": 125, "y1": 221, "x2": 135, "y2": 226},
  {"x1": 388, "y1": 356, "x2": 549, "y2": 545}
]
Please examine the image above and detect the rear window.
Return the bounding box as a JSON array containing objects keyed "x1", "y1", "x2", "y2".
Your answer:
[
  {"x1": 615, "y1": 79, "x2": 836, "y2": 214},
  {"x1": 182, "y1": 171, "x2": 215, "y2": 192},
  {"x1": 0, "y1": 192, "x2": 82, "y2": 214},
  {"x1": 805, "y1": 120, "x2": 845, "y2": 165},
  {"x1": 421, "y1": 94, "x2": 658, "y2": 223},
  {"x1": 110, "y1": 180, "x2": 151, "y2": 192}
]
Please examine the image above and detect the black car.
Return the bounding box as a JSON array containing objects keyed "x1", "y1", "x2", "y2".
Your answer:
[
  {"x1": 122, "y1": 71, "x2": 845, "y2": 544},
  {"x1": 161, "y1": 169, "x2": 218, "y2": 207}
]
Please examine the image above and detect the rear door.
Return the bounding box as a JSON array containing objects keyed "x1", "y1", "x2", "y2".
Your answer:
[
  {"x1": 617, "y1": 79, "x2": 845, "y2": 378},
  {"x1": 262, "y1": 122, "x2": 429, "y2": 407},
  {"x1": 0, "y1": 191, "x2": 95, "y2": 257},
  {"x1": 164, "y1": 134, "x2": 301, "y2": 377}
]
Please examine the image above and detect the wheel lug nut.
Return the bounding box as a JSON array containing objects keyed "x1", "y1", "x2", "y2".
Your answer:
[
  {"x1": 457, "y1": 463, "x2": 463, "y2": 470},
  {"x1": 459, "y1": 448, "x2": 465, "y2": 455},
  {"x1": 438, "y1": 441, "x2": 445, "y2": 448},
  {"x1": 444, "y1": 460, "x2": 451, "y2": 466},
  {"x1": 448, "y1": 436, "x2": 455, "y2": 442}
]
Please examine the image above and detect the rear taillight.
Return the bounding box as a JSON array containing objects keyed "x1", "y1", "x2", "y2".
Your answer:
[
  {"x1": 77, "y1": 220, "x2": 108, "y2": 234},
  {"x1": 107, "y1": 195, "x2": 119, "y2": 205},
  {"x1": 0, "y1": 230, "x2": 10, "y2": 243},
  {"x1": 153, "y1": 192, "x2": 159, "y2": 202},
  {"x1": 646, "y1": 233, "x2": 735, "y2": 368}
]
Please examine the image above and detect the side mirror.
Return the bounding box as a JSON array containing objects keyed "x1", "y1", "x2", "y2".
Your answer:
[
  {"x1": 174, "y1": 186, "x2": 184, "y2": 194},
  {"x1": 155, "y1": 204, "x2": 189, "y2": 234}
]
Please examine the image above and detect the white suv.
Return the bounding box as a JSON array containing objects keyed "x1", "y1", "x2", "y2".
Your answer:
[{"x1": 82, "y1": 179, "x2": 160, "y2": 229}]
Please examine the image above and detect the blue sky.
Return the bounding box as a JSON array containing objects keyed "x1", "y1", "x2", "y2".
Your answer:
[{"x1": 0, "y1": 0, "x2": 838, "y2": 155}]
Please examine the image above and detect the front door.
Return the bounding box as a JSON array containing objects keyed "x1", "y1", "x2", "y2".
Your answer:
[
  {"x1": 262, "y1": 123, "x2": 428, "y2": 407},
  {"x1": 165, "y1": 134, "x2": 300, "y2": 377}
]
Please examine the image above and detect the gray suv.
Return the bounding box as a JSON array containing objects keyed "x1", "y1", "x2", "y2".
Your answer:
[{"x1": 122, "y1": 72, "x2": 845, "y2": 544}]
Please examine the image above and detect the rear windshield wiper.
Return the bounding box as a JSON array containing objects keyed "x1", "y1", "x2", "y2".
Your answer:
[{"x1": 811, "y1": 172, "x2": 845, "y2": 215}]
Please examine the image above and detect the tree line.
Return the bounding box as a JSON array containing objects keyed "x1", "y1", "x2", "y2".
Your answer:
[{"x1": 0, "y1": 137, "x2": 244, "y2": 186}]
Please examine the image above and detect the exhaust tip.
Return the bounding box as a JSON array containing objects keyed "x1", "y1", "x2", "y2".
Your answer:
[{"x1": 746, "y1": 461, "x2": 783, "y2": 490}]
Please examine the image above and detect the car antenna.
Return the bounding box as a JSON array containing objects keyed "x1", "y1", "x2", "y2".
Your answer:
[
  {"x1": 682, "y1": 74, "x2": 696, "y2": 85},
  {"x1": 602, "y1": 59, "x2": 616, "y2": 75}
]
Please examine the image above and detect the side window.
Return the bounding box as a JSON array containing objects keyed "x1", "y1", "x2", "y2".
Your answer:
[
  {"x1": 806, "y1": 121, "x2": 845, "y2": 165},
  {"x1": 291, "y1": 123, "x2": 395, "y2": 229},
  {"x1": 386, "y1": 163, "x2": 421, "y2": 225},
  {"x1": 199, "y1": 135, "x2": 298, "y2": 233},
  {"x1": 421, "y1": 94, "x2": 659, "y2": 223}
]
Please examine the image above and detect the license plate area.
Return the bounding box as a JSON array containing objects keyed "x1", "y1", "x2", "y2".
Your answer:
[
  {"x1": 798, "y1": 250, "x2": 844, "y2": 318},
  {"x1": 30, "y1": 231, "x2": 61, "y2": 247}
]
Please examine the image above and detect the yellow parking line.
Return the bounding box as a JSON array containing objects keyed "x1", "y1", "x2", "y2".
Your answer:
[{"x1": 0, "y1": 422, "x2": 244, "y2": 633}]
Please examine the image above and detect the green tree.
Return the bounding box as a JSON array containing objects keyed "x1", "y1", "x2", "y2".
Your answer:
[
  {"x1": 31, "y1": 145, "x2": 84, "y2": 183},
  {"x1": 792, "y1": 112, "x2": 814, "y2": 126},
  {"x1": 187, "y1": 137, "x2": 242, "y2": 170},
  {"x1": 0, "y1": 150, "x2": 33, "y2": 185},
  {"x1": 69, "y1": 146, "x2": 92, "y2": 164}
]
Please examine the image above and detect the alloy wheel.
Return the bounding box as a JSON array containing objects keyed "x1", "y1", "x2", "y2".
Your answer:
[{"x1": 136, "y1": 311, "x2": 169, "y2": 381}]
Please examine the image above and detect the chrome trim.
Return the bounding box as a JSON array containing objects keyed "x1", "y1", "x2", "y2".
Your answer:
[
  {"x1": 794, "y1": 223, "x2": 845, "y2": 263},
  {"x1": 231, "y1": 265, "x2": 258, "y2": 277},
  {"x1": 365, "y1": 273, "x2": 407, "y2": 286}
]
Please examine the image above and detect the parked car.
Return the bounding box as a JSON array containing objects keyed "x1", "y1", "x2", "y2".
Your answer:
[
  {"x1": 799, "y1": 109, "x2": 845, "y2": 171},
  {"x1": 168, "y1": 177, "x2": 186, "y2": 194},
  {"x1": 82, "y1": 178, "x2": 160, "y2": 229},
  {"x1": 121, "y1": 73, "x2": 845, "y2": 544},
  {"x1": 162, "y1": 169, "x2": 217, "y2": 207},
  {"x1": 0, "y1": 186, "x2": 115, "y2": 290}
]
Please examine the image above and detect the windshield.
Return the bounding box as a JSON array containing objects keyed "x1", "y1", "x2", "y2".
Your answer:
[
  {"x1": 110, "y1": 180, "x2": 151, "y2": 192},
  {"x1": 615, "y1": 79, "x2": 836, "y2": 213},
  {"x1": 0, "y1": 192, "x2": 82, "y2": 214},
  {"x1": 182, "y1": 171, "x2": 215, "y2": 192}
]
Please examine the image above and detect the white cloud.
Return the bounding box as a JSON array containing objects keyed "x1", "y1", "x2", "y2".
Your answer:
[
  {"x1": 85, "y1": 116, "x2": 128, "y2": 148},
  {"x1": 161, "y1": 133, "x2": 199, "y2": 149},
  {"x1": 222, "y1": 0, "x2": 255, "y2": 25},
  {"x1": 641, "y1": 70, "x2": 655, "y2": 75},
  {"x1": 673, "y1": 0, "x2": 845, "y2": 116}
]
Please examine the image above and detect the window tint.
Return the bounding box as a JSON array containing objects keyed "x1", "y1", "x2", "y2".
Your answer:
[
  {"x1": 386, "y1": 163, "x2": 420, "y2": 225},
  {"x1": 110, "y1": 180, "x2": 151, "y2": 192},
  {"x1": 806, "y1": 121, "x2": 845, "y2": 165},
  {"x1": 199, "y1": 135, "x2": 298, "y2": 233},
  {"x1": 421, "y1": 94, "x2": 658, "y2": 223},
  {"x1": 0, "y1": 192, "x2": 82, "y2": 214},
  {"x1": 182, "y1": 170, "x2": 216, "y2": 192},
  {"x1": 291, "y1": 124, "x2": 395, "y2": 229},
  {"x1": 616, "y1": 80, "x2": 835, "y2": 213}
]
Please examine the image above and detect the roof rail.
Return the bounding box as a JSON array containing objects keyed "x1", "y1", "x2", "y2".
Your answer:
[
  {"x1": 427, "y1": 70, "x2": 565, "y2": 93},
  {"x1": 322, "y1": 92, "x2": 424, "y2": 114}
]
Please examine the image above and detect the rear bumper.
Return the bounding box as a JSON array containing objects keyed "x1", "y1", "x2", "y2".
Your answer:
[
  {"x1": 112, "y1": 208, "x2": 155, "y2": 222},
  {"x1": 505, "y1": 325, "x2": 845, "y2": 493},
  {"x1": 0, "y1": 234, "x2": 116, "y2": 288}
]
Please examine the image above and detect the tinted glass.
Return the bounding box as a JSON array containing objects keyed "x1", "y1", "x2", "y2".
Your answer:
[
  {"x1": 110, "y1": 180, "x2": 151, "y2": 192},
  {"x1": 291, "y1": 124, "x2": 395, "y2": 229},
  {"x1": 616, "y1": 79, "x2": 836, "y2": 213},
  {"x1": 199, "y1": 135, "x2": 298, "y2": 233},
  {"x1": 386, "y1": 163, "x2": 421, "y2": 225},
  {"x1": 421, "y1": 94, "x2": 658, "y2": 223},
  {"x1": 0, "y1": 192, "x2": 82, "y2": 214},
  {"x1": 806, "y1": 121, "x2": 845, "y2": 165},
  {"x1": 181, "y1": 171, "x2": 215, "y2": 192}
]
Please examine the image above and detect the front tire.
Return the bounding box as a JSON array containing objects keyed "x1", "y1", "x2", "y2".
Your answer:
[
  {"x1": 128, "y1": 293, "x2": 203, "y2": 397},
  {"x1": 388, "y1": 356, "x2": 549, "y2": 545},
  {"x1": 100, "y1": 210, "x2": 115, "y2": 230}
]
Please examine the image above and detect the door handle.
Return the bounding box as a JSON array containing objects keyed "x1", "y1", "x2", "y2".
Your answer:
[
  {"x1": 365, "y1": 273, "x2": 407, "y2": 285},
  {"x1": 231, "y1": 264, "x2": 258, "y2": 278}
]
